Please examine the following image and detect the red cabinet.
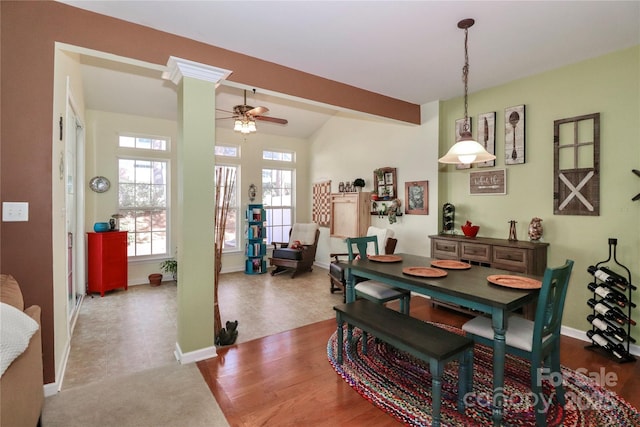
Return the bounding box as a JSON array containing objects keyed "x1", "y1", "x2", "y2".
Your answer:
[{"x1": 87, "y1": 231, "x2": 128, "y2": 297}]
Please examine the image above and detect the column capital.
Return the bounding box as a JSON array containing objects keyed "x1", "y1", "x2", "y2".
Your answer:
[{"x1": 163, "y1": 56, "x2": 232, "y2": 85}]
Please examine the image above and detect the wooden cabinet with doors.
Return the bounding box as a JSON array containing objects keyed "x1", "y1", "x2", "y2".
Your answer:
[
  {"x1": 87, "y1": 231, "x2": 128, "y2": 297},
  {"x1": 330, "y1": 192, "x2": 371, "y2": 238}
]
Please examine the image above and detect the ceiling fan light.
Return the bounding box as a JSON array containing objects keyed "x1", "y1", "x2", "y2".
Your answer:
[
  {"x1": 248, "y1": 120, "x2": 257, "y2": 132},
  {"x1": 233, "y1": 120, "x2": 243, "y2": 131}
]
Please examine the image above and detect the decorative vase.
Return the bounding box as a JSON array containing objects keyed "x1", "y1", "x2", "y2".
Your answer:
[
  {"x1": 461, "y1": 221, "x2": 479, "y2": 238},
  {"x1": 93, "y1": 222, "x2": 110, "y2": 232},
  {"x1": 528, "y1": 217, "x2": 543, "y2": 241},
  {"x1": 148, "y1": 273, "x2": 162, "y2": 287}
]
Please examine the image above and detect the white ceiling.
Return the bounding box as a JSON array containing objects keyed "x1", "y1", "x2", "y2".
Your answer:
[{"x1": 61, "y1": 1, "x2": 640, "y2": 139}]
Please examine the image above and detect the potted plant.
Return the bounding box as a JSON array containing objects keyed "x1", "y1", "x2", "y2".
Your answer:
[
  {"x1": 160, "y1": 257, "x2": 178, "y2": 281},
  {"x1": 148, "y1": 273, "x2": 163, "y2": 287},
  {"x1": 353, "y1": 178, "x2": 365, "y2": 191}
]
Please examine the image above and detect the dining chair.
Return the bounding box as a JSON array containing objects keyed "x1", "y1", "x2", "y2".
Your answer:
[
  {"x1": 329, "y1": 226, "x2": 397, "y2": 300},
  {"x1": 345, "y1": 235, "x2": 411, "y2": 315},
  {"x1": 462, "y1": 259, "x2": 574, "y2": 426}
]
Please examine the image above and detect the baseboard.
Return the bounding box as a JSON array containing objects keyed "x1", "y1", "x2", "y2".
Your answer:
[
  {"x1": 174, "y1": 341, "x2": 218, "y2": 364},
  {"x1": 315, "y1": 261, "x2": 330, "y2": 271},
  {"x1": 45, "y1": 294, "x2": 88, "y2": 397}
]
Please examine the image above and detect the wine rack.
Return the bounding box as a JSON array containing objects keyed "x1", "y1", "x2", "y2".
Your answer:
[{"x1": 585, "y1": 238, "x2": 636, "y2": 363}]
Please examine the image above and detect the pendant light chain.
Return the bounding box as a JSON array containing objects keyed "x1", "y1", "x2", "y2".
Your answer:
[
  {"x1": 462, "y1": 26, "x2": 470, "y2": 133},
  {"x1": 438, "y1": 18, "x2": 495, "y2": 165}
]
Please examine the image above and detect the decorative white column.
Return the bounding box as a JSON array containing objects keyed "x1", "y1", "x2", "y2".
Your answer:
[{"x1": 165, "y1": 56, "x2": 232, "y2": 362}]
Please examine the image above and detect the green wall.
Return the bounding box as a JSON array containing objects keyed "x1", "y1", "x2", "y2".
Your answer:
[{"x1": 439, "y1": 46, "x2": 640, "y2": 335}]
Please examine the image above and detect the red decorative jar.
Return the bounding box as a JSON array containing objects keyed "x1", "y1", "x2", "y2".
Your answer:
[{"x1": 461, "y1": 221, "x2": 480, "y2": 238}]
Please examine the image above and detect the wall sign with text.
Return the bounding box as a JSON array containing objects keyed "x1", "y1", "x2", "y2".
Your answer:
[{"x1": 469, "y1": 169, "x2": 506, "y2": 195}]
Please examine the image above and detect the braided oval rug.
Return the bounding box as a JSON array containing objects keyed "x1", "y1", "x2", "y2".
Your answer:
[{"x1": 327, "y1": 324, "x2": 639, "y2": 426}]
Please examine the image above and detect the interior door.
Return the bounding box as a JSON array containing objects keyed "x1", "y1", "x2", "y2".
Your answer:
[{"x1": 65, "y1": 89, "x2": 86, "y2": 325}]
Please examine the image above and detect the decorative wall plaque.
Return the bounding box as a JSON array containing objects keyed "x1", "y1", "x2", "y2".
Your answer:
[
  {"x1": 477, "y1": 112, "x2": 496, "y2": 168},
  {"x1": 312, "y1": 180, "x2": 331, "y2": 226},
  {"x1": 505, "y1": 105, "x2": 526, "y2": 164},
  {"x1": 469, "y1": 169, "x2": 506, "y2": 195},
  {"x1": 553, "y1": 113, "x2": 600, "y2": 216}
]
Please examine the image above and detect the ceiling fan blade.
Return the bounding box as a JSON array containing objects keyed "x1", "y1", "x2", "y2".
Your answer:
[
  {"x1": 255, "y1": 116, "x2": 288, "y2": 125},
  {"x1": 215, "y1": 115, "x2": 238, "y2": 120},
  {"x1": 247, "y1": 106, "x2": 269, "y2": 116},
  {"x1": 215, "y1": 108, "x2": 235, "y2": 114}
]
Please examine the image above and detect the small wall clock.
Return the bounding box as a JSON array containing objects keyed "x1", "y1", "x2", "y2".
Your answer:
[{"x1": 89, "y1": 176, "x2": 111, "y2": 193}]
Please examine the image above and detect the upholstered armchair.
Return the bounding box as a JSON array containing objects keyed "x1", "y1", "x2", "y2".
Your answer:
[{"x1": 269, "y1": 223, "x2": 320, "y2": 278}]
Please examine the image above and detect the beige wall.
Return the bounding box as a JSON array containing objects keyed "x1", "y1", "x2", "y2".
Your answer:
[
  {"x1": 85, "y1": 109, "x2": 179, "y2": 284},
  {"x1": 310, "y1": 102, "x2": 441, "y2": 265},
  {"x1": 439, "y1": 46, "x2": 640, "y2": 337}
]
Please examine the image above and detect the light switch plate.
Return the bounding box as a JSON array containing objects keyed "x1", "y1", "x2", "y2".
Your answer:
[{"x1": 2, "y1": 202, "x2": 29, "y2": 222}]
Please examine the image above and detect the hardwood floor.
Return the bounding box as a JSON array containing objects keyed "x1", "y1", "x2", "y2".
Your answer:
[{"x1": 198, "y1": 296, "x2": 639, "y2": 426}]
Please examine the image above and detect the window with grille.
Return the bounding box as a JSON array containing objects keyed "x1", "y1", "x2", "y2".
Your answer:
[
  {"x1": 262, "y1": 167, "x2": 293, "y2": 244},
  {"x1": 118, "y1": 157, "x2": 169, "y2": 257},
  {"x1": 215, "y1": 164, "x2": 239, "y2": 252}
]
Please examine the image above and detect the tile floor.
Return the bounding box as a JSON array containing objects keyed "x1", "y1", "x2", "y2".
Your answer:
[{"x1": 62, "y1": 267, "x2": 340, "y2": 390}]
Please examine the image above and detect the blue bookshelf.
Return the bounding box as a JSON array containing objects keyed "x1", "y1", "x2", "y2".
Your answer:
[{"x1": 245, "y1": 204, "x2": 267, "y2": 274}]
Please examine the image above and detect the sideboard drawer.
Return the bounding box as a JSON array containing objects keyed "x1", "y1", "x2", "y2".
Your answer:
[
  {"x1": 431, "y1": 239, "x2": 459, "y2": 259},
  {"x1": 492, "y1": 246, "x2": 528, "y2": 273},
  {"x1": 460, "y1": 242, "x2": 491, "y2": 263}
]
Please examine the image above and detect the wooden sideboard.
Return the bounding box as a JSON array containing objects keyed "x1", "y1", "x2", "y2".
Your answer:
[
  {"x1": 429, "y1": 234, "x2": 549, "y2": 275},
  {"x1": 429, "y1": 234, "x2": 550, "y2": 318}
]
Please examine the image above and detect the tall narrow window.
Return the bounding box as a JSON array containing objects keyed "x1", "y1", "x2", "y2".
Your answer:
[
  {"x1": 118, "y1": 158, "x2": 168, "y2": 257},
  {"x1": 215, "y1": 144, "x2": 240, "y2": 252},
  {"x1": 262, "y1": 168, "x2": 293, "y2": 244},
  {"x1": 215, "y1": 164, "x2": 239, "y2": 251}
]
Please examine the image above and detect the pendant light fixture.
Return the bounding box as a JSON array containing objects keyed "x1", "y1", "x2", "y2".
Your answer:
[{"x1": 439, "y1": 19, "x2": 496, "y2": 165}]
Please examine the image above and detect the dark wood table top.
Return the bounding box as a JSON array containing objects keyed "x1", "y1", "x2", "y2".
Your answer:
[{"x1": 341, "y1": 253, "x2": 540, "y2": 313}]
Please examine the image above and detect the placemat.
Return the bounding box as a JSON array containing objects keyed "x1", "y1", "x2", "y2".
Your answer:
[
  {"x1": 431, "y1": 260, "x2": 472, "y2": 270},
  {"x1": 402, "y1": 267, "x2": 448, "y2": 278},
  {"x1": 487, "y1": 274, "x2": 542, "y2": 289}
]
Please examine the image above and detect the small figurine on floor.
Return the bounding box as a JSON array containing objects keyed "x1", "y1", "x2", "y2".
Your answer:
[{"x1": 215, "y1": 320, "x2": 239, "y2": 346}]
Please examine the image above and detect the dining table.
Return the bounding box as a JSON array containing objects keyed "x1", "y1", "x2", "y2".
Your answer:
[{"x1": 341, "y1": 253, "x2": 542, "y2": 426}]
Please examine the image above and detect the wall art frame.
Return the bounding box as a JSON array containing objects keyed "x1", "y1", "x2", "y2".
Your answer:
[
  {"x1": 373, "y1": 167, "x2": 397, "y2": 199},
  {"x1": 469, "y1": 169, "x2": 507, "y2": 195},
  {"x1": 553, "y1": 113, "x2": 600, "y2": 216},
  {"x1": 455, "y1": 117, "x2": 472, "y2": 170},
  {"x1": 312, "y1": 180, "x2": 331, "y2": 226},
  {"x1": 476, "y1": 111, "x2": 496, "y2": 168},
  {"x1": 405, "y1": 180, "x2": 429, "y2": 215},
  {"x1": 505, "y1": 104, "x2": 526, "y2": 164}
]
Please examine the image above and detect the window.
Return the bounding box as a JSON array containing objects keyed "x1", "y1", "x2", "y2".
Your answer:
[
  {"x1": 118, "y1": 158, "x2": 168, "y2": 257},
  {"x1": 262, "y1": 168, "x2": 293, "y2": 244},
  {"x1": 119, "y1": 135, "x2": 168, "y2": 151},
  {"x1": 215, "y1": 164, "x2": 239, "y2": 252},
  {"x1": 263, "y1": 149, "x2": 293, "y2": 162},
  {"x1": 215, "y1": 145, "x2": 239, "y2": 158}
]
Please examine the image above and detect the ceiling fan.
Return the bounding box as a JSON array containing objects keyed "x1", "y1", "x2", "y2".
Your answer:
[{"x1": 216, "y1": 89, "x2": 288, "y2": 134}]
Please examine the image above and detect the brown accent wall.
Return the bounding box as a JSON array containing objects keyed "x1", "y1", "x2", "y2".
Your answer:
[{"x1": 0, "y1": 0, "x2": 419, "y2": 384}]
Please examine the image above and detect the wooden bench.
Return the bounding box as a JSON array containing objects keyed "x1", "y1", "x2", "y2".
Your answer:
[{"x1": 333, "y1": 300, "x2": 474, "y2": 427}]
